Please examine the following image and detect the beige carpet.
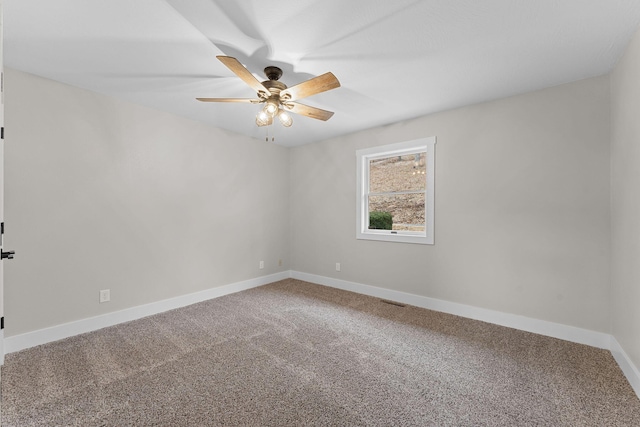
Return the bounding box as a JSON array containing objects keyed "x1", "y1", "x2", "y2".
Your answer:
[{"x1": 2, "y1": 279, "x2": 639, "y2": 426}]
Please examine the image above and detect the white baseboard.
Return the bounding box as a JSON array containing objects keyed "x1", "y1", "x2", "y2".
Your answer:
[
  {"x1": 291, "y1": 271, "x2": 610, "y2": 348},
  {"x1": 610, "y1": 337, "x2": 640, "y2": 398},
  {"x1": 5, "y1": 269, "x2": 639, "y2": 400},
  {"x1": 291, "y1": 271, "x2": 640, "y2": 399},
  {"x1": 4, "y1": 271, "x2": 291, "y2": 355}
]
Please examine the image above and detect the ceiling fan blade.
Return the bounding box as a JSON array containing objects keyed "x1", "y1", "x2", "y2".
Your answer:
[
  {"x1": 216, "y1": 56, "x2": 270, "y2": 98},
  {"x1": 286, "y1": 102, "x2": 335, "y2": 121},
  {"x1": 196, "y1": 97, "x2": 261, "y2": 103},
  {"x1": 280, "y1": 72, "x2": 340, "y2": 102}
]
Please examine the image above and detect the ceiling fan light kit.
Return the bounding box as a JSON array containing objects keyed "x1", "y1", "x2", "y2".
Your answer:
[
  {"x1": 278, "y1": 110, "x2": 293, "y2": 127},
  {"x1": 263, "y1": 99, "x2": 279, "y2": 116},
  {"x1": 255, "y1": 110, "x2": 273, "y2": 127},
  {"x1": 197, "y1": 56, "x2": 340, "y2": 131}
]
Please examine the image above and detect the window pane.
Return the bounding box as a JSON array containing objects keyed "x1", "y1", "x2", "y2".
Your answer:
[
  {"x1": 368, "y1": 193, "x2": 425, "y2": 232},
  {"x1": 369, "y1": 152, "x2": 426, "y2": 193}
]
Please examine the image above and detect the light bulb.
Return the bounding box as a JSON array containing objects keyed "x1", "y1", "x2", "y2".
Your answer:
[
  {"x1": 256, "y1": 111, "x2": 273, "y2": 127},
  {"x1": 278, "y1": 110, "x2": 293, "y2": 127},
  {"x1": 263, "y1": 100, "x2": 279, "y2": 116}
]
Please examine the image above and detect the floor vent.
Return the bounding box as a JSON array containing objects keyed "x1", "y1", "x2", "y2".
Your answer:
[{"x1": 380, "y1": 299, "x2": 406, "y2": 307}]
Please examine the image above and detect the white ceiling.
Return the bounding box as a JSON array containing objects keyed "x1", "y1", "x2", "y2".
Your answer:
[{"x1": 5, "y1": 1, "x2": 640, "y2": 147}]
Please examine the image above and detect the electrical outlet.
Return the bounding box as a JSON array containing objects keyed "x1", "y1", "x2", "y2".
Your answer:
[
  {"x1": 99, "y1": 289, "x2": 110, "y2": 303},
  {"x1": 336, "y1": 262, "x2": 341, "y2": 272},
  {"x1": 259, "y1": 260, "x2": 264, "y2": 269}
]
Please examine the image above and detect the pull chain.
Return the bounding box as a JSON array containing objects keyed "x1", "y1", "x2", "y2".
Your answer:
[{"x1": 265, "y1": 123, "x2": 275, "y2": 142}]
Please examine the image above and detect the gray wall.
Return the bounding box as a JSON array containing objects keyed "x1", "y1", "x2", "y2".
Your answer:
[
  {"x1": 290, "y1": 76, "x2": 611, "y2": 333},
  {"x1": 1, "y1": 67, "x2": 617, "y2": 343},
  {"x1": 611, "y1": 28, "x2": 640, "y2": 370},
  {"x1": 4, "y1": 68, "x2": 290, "y2": 336}
]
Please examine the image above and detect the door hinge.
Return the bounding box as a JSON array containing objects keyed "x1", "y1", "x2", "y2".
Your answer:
[
  {"x1": 1, "y1": 127, "x2": 4, "y2": 139},
  {"x1": 1, "y1": 317, "x2": 4, "y2": 330}
]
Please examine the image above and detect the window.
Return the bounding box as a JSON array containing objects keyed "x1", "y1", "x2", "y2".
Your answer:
[{"x1": 356, "y1": 137, "x2": 436, "y2": 244}]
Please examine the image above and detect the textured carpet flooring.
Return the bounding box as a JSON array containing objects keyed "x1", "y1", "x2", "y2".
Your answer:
[{"x1": 2, "y1": 279, "x2": 639, "y2": 426}]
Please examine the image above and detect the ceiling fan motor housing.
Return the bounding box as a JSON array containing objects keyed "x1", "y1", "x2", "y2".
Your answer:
[
  {"x1": 262, "y1": 79, "x2": 287, "y2": 95},
  {"x1": 264, "y1": 66, "x2": 283, "y2": 81}
]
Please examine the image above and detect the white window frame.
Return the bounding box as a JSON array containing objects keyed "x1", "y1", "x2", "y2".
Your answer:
[{"x1": 356, "y1": 136, "x2": 436, "y2": 245}]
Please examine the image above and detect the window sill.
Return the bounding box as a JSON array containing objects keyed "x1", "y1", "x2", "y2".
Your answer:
[{"x1": 356, "y1": 230, "x2": 434, "y2": 245}]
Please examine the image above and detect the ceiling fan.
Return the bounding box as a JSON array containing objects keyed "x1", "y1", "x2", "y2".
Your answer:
[{"x1": 197, "y1": 56, "x2": 340, "y2": 128}]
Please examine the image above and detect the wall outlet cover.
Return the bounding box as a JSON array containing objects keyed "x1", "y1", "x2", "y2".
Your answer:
[{"x1": 99, "y1": 289, "x2": 110, "y2": 303}]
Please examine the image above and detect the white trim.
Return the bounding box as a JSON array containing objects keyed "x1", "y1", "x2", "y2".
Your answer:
[
  {"x1": 5, "y1": 269, "x2": 639, "y2": 400},
  {"x1": 291, "y1": 271, "x2": 610, "y2": 348},
  {"x1": 356, "y1": 137, "x2": 436, "y2": 245},
  {"x1": 610, "y1": 336, "x2": 640, "y2": 398},
  {"x1": 291, "y1": 271, "x2": 640, "y2": 399},
  {"x1": 4, "y1": 271, "x2": 291, "y2": 354}
]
